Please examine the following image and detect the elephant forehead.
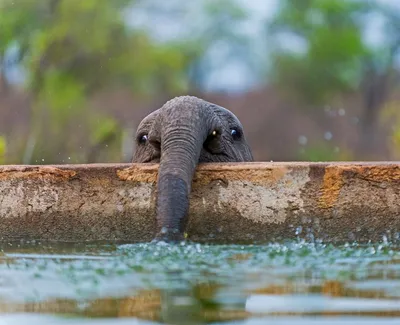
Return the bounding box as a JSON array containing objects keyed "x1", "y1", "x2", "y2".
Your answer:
[
  {"x1": 162, "y1": 95, "x2": 205, "y2": 108},
  {"x1": 213, "y1": 105, "x2": 243, "y2": 127},
  {"x1": 161, "y1": 96, "x2": 210, "y2": 116},
  {"x1": 162, "y1": 96, "x2": 241, "y2": 123},
  {"x1": 138, "y1": 96, "x2": 243, "y2": 131},
  {"x1": 137, "y1": 109, "x2": 160, "y2": 128}
]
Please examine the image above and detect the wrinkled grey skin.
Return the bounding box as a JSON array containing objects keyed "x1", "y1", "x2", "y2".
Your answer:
[{"x1": 132, "y1": 96, "x2": 253, "y2": 242}]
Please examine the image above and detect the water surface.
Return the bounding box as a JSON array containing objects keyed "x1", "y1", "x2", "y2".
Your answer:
[{"x1": 0, "y1": 240, "x2": 399, "y2": 324}]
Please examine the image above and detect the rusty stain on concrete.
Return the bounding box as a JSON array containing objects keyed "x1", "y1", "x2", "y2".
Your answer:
[
  {"x1": 117, "y1": 164, "x2": 158, "y2": 183},
  {"x1": 319, "y1": 164, "x2": 400, "y2": 210},
  {"x1": 193, "y1": 163, "x2": 287, "y2": 186},
  {"x1": 0, "y1": 166, "x2": 76, "y2": 181},
  {"x1": 344, "y1": 165, "x2": 400, "y2": 183},
  {"x1": 319, "y1": 166, "x2": 344, "y2": 209}
]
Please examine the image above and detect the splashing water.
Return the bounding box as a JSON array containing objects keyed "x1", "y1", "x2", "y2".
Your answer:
[{"x1": 0, "y1": 240, "x2": 400, "y2": 324}]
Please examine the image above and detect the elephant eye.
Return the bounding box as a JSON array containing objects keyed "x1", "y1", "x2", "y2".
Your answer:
[
  {"x1": 231, "y1": 128, "x2": 241, "y2": 140},
  {"x1": 138, "y1": 134, "x2": 148, "y2": 145}
]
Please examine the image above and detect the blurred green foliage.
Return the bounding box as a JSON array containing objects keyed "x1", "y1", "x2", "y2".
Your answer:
[
  {"x1": 2, "y1": 0, "x2": 192, "y2": 96},
  {"x1": 0, "y1": 0, "x2": 197, "y2": 163},
  {"x1": 298, "y1": 143, "x2": 352, "y2": 161},
  {"x1": 0, "y1": 0, "x2": 250, "y2": 164},
  {"x1": 382, "y1": 100, "x2": 400, "y2": 159},
  {"x1": 269, "y1": 0, "x2": 370, "y2": 104},
  {"x1": 0, "y1": 136, "x2": 6, "y2": 164},
  {"x1": 269, "y1": 0, "x2": 400, "y2": 159},
  {"x1": 1, "y1": 0, "x2": 400, "y2": 163}
]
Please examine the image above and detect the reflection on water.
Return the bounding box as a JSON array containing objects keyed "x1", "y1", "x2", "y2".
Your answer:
[{"x1": 0, "y1": 240, "x2": 399, "y2": 324}]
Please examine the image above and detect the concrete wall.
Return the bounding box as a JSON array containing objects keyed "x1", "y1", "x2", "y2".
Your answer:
[{"x1": 1, "y1": 162, "x2": 400, "y2": 243}]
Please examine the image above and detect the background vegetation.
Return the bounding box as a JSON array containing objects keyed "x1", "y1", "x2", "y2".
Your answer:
[{"x1": 1, "y1": 0, "x2": 400, "y2": 164}]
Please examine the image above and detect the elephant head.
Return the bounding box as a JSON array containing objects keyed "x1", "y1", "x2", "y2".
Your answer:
[{"x1": 132, "y1": 96, "x2": 253, "y2": 242}]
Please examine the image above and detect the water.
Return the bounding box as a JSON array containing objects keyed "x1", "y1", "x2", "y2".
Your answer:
[{"x1": 0, "y1": 240, "x2": 399, "y2": 324}]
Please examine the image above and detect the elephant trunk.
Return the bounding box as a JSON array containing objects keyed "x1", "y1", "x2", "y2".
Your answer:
[{"x1": 154, "y1": 103, "x2": 211, "y2": 242}]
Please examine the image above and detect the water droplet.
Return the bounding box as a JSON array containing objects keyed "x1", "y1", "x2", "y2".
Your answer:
[
  {"x1": 195, "y1": 243, "x2": 202, "y2": 253},
  {"x1": 324, "y1": 132, "x2": 333, "y2": 141},
  {"x1": 298, "y1": 135, "x2": 308, "y2": 145},
  {"x1": 172, "y1": 296, "x2": 194, "y2": 306},
  {"x1": 77, "y1": 301, "x2": 89, "y2": 310}
]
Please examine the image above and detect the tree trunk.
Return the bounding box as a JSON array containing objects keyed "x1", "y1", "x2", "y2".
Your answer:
[{"x1": 356, "y1": 70, "x2": 389, "y2": 159}]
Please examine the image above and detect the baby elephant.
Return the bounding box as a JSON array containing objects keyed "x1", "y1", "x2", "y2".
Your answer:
[{"x1": 132, "y1": 96, "x2": 253, "y2": 242}]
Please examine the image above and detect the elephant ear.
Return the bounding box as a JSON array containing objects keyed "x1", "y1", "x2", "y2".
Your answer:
[
  {"x1": 132, "y1": 109, "x2": 161, "y2": 163},
  {"x1": 214, "y1": 105, "x2": 254, "y2": 162}
]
